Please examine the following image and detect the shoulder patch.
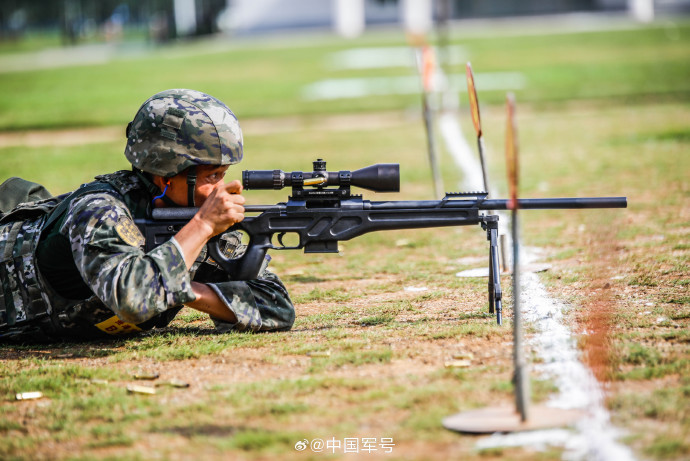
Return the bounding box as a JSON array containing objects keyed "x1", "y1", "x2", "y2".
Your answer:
[{"x1": 115, "y1": 217, "x2": 145, "y2": 247}]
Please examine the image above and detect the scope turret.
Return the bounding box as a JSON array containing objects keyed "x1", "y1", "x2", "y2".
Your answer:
[{"x1": 242, "y1": 159, "x2": 400, "y2": 193}]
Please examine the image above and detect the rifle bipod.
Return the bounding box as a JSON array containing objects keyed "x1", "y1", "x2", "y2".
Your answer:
[{"x1": 482, "y1": 217, "x2": 502, "y2": 325}]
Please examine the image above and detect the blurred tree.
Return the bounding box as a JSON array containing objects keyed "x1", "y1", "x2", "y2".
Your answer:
[
  {"x1": 452, "y1": 0, "x2": 598, "y2": 18},
  {"x1": 0, "y1": 0, "x2": 175, "y2": 43},
  {"x1": 0, "y1": 0, "x2": 234, "y2": 43},
  {"x1": 195, "y1": 0, "x2": 225, "y2": 36}
]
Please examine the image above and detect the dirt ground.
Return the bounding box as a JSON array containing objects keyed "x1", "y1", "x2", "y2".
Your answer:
[{"x1": 2, "y1": 114, "x2": 687, "y2": 460}]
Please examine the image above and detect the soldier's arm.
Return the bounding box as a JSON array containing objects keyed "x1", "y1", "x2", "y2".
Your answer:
[
  {"x1": 65, "y1": 193, "x2": 197, "y2": 324},
  {"x1": 172, "y1": 179, "x2": 294, "y2": 331},
  {"x1": 191, "y1": 246, "x2": 295, "y2": 332},
  {"x1": 67, "y1": 191, "x2": 290, "y2": 330},
  {"x1": 205, "y1": 271, "x2": 295, "y2": 333},
  {"x1": 185, "y1": 282, "x2": 237, "y2": 323},
  {"x1": 158, "y1": 179, "x2": 246, "y2": 323}
]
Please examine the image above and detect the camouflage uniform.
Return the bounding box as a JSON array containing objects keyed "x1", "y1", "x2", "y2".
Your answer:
[
  {"x1": 0, "y1": 170, "x2": 294, "y2": 341},
  {"x1": 0, "y1": 89, "x2": 295, "y2": 341}
]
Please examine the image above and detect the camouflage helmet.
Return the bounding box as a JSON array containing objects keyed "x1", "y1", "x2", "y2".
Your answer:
[{"x1": 124, "y1": 89, "x2": 243, "y2": 177}]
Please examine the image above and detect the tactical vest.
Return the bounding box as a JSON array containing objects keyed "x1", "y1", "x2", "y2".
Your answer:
[
  {"x1": 0, "y1": 194, "x2": 61, "y2": 335},
  {"x1": 0, "y1": 171, "x2": 180, "y2": 340}
]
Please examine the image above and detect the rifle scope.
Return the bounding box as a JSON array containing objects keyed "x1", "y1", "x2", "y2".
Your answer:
[{"x1": 242, "y1": 159, "x2": 400, "y2": 193}]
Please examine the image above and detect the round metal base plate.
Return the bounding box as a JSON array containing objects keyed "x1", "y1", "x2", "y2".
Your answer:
[{"x1": 442, "y1": 405, "x2": 584, "y2": 434}]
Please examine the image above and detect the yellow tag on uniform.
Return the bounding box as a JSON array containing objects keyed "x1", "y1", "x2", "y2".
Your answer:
[
  {"x1": 115, "y1": 218, "x2": 145, "y2": 247},
  {"x1": 95, "y1": 316, "x2": 142, "y2": 335}
]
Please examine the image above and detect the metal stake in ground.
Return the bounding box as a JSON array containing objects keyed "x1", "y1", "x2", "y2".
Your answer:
[
  {"x1": 442, "y1": 94, "x2": 584, "y2": 435},
  {"x1": 467, "y1": 62, "x2": 509, "y2": 303},
  {"x1": 415, "y1": 44, "x2": 444, "y2": 198},
  {"x1": 466, "y1": 62, "x2": 490, "y2": 196},
  {"x1": 506, "y1": 93, "x2": 530, "y2": 422},
  {"x1": 466, "y1": 63, "x2": 514, "y2": 274}
]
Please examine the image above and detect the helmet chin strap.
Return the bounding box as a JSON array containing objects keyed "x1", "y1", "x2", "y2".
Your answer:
[
  {"x1": 134, "y1": 168, "x2": 178, "y2": 207},
  {"x1": 186, "y1": 166, "x2": 197, "y2": 207}
]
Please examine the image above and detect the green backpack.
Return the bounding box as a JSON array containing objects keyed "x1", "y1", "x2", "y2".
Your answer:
[{"x1": 0, "y1": 177, "x2": 53, "y2": 216}]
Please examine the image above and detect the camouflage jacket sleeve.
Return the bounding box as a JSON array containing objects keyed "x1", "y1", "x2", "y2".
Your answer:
[
  {"x1": 63, "y1": 192, "x2": 196, "y2": 324},
  {"x1": 191, "y1": 233, "x2": 295, "y2": 332},
  {"x1": 205, "y1": 271, "x2": 295, "y2": 333}
]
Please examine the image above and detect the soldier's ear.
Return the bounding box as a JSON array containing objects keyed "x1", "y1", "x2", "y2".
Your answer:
[
  {"x1": 151, "y1": 175, "x2": 175, "y2": 190},
  {"x1": 150, "y1": 174, "x2": 166, "y2": 191}
]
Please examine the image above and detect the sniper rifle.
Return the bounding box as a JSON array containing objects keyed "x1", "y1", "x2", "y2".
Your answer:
[{"x1": 135, "y1": 159, "x2": 627, "y2": 325}]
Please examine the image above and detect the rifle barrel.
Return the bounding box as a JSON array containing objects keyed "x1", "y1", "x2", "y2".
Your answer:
[
  {"x1": 483, "y1": 197, "x2": 627, "y2": 210},
  {"x1": 368, "y1": 196, "x2": 626, "y2": 211},
  {"x1": 151, "y1": 197, "x2": 627, "y2": 221}
]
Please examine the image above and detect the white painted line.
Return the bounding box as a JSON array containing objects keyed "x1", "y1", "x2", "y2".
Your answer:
[
  {"x1": 438, "y1": 112, "x2": 485, "y2": 191},
  {"x1": 437, "y1": 104, "x2": 634, "y2": 459},
  {"x1": 301, "y1": 72, "x2": 525, "y2": 101},
  {"x1": 477, "y1": 249, "x2": 636, "y2": 461},
  {"x1": 326, "y1": 45, "x2": 468, "y2": 70}
]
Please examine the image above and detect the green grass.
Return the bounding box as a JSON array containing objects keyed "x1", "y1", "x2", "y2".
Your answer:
[
  {"x1": 0, "y1": 21, "x2": 688, "y2": 131},
  {"x1": 0, "y1": 141, "x2": 129, "y2": 195},
  {"x1": 0, "y1": 30, "x2": 63, "y2": 55},
  {"x1": 645, "y1": 436, "x2": 690, "y2": 460},
  {"x1": 0, "y1": 16, "x2": 689, "y2": 461},
  {"x1": 292, "y1": 287, "x2": 354, "y2": 304}
]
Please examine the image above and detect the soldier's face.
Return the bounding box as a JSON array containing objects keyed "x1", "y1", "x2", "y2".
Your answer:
[
  {"x1": 190, "y1": 165, "x2": 230, "y2": 206},
  {"x1": 155, "y1": 165, "x2": 230, "y2": 207}
]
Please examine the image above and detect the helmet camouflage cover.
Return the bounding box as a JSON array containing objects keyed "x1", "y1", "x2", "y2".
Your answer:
[{"x1": 125, "y1": 89, "x2": 243, "y2": 177}]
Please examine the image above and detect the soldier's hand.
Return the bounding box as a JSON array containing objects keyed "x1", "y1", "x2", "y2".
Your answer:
[{"x1": 195, "y1": 180, "x2": 245, "y2": 238}]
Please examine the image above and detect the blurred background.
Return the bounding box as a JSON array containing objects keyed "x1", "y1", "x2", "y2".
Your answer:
[
  {"x1": 1, "y1": 0, "x2": 689, "y2": 43},
  {"x1": 0, "y1": 0, "x2": 688, "y2": 197},
  {"x1": 0, "y1": 3, "x2": 689, "y2": 460}
]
